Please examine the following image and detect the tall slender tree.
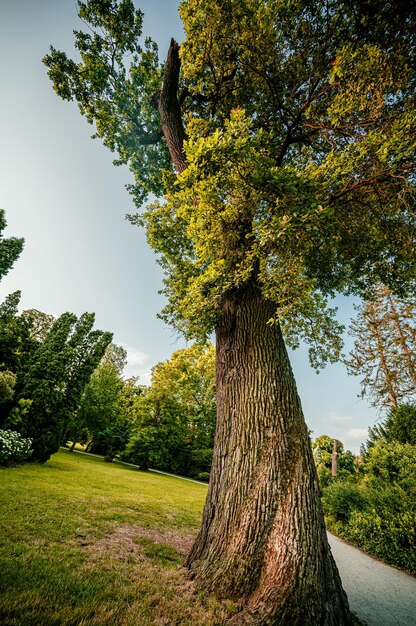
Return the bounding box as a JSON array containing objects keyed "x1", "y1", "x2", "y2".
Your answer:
[
  {"x1": 70, "y1": 343, "x2": 127, "y2": 452},
  {"x1": 0, "y1": 210, "x2": 25, "y2": 407},
  {"x1": 17, "y1": 312, "x2": 112, "y2": 462},
  {"x1": 44, "y1": 1, "x2": 415, "y2": 623}
]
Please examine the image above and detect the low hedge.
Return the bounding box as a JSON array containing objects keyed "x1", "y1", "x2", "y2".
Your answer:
[{"x1": 323, "y1": 480, "x2": 415, "y2": 572}]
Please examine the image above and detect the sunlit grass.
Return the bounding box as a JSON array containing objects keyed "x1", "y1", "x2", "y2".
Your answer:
[{"x1": 0, "y1": 450, "x2": 234, "y2": 625}]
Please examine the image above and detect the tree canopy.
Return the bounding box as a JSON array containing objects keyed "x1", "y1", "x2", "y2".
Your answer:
[{"x1": 45, "y1": 0, "x2": 415, "y2": 367}]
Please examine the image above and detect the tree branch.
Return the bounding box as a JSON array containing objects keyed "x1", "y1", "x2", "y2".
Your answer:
[{"x1": 158, "y1": 39, "x2": 188, "y2": 173}]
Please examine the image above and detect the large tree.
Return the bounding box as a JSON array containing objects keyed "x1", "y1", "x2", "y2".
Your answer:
[{"x1": 44, "y1": 1, "x2": 415, "y2": 623}]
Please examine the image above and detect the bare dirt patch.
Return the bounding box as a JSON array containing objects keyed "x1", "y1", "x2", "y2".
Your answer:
[
  {"x1": 137, "y1": 526, "x2": 195, "y2": 555},
  {"x1": 85, "y1": 524, "x2": 195, "y2": 561},
  {"x1": 74, "y1": 524, "x2": 235, "y2": 624}
]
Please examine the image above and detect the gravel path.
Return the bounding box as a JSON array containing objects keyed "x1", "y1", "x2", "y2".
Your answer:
[{"x1": 328, "y1": 533, "x2": 416, "y2": 626}]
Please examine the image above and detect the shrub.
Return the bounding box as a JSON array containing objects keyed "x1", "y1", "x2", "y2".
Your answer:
[
  {"x1": 345, "y1": 507, "x2": 416, "y2": 571},
  {"x1": 364, "y1": 440, "x2": 416, "y2": 494},
  {"x1": 195, "y1": 471, "x2": 211, "y2": 483},
  {"x1": 323, "y1": 477, "x2": 415, "y2": 572},
  {"x1": 322, "y1": 481, "x2": 367, "y2": 523},
  {"x1": 0, "y1": 429, "x2": 32, "y2": 466}
]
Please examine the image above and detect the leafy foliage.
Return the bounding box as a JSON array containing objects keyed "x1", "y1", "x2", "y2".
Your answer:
[
  {"x1": 0, "y1": 209, "x2": 24, "y2": 282},
  {"x1": 14, "y1": 312, "x2": 112, "y2": 463},
  {"x1": 122, "y1": 344, "x2": 216, "y2": 478},
  {"x1": 321, "y1": 421, "x2": 416, "y2": 571},
  {"x1": 21, "y1": 309, "x2": 56, "y2": 343},
  {"x1": 44, "y1": 0, "x2": 416, "y2": 368},
  {"x1": 322, "y1": 481, "x2": 367, "y2": 524},
  {"x1": 0, "y1": 370, "x2": 16, "y2": 403},
  {"x1": 43, "y1": 0, "x2": 169, "y2": 206},
  {"x1": 324, "y1": 476, "x2": 415, "y2": 571},
  {"x1": 364, "y1": 439, "x2": 416, "y2": 493}
]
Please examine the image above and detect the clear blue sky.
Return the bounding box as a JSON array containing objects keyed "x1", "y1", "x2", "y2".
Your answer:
[{"x1": 0, "y1": 0, "x2": 379, "y2": 452}]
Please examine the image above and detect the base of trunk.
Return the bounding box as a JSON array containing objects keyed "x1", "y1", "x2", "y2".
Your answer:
[{"x1": 187, "y1": 287, "x2": 351, "y2": 625}]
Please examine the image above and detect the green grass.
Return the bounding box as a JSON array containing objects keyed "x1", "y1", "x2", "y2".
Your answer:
[{"x1": 0, "y1": 450, "x2": 234, "y2": 625}]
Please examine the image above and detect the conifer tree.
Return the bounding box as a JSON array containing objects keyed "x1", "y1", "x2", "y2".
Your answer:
[{"x1": 346, "y1": 286, "x2": 416, "y2": 409}]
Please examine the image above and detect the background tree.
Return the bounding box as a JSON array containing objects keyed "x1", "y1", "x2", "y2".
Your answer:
[
  {"x1": 0, "y1": 292, "x2": 28, "y2": 375},
  {"x1": 0, "y1": 209, "x2": 24, "y2": 281},
  {"x1": 118, "y1": 375, "x2": 146, "y2": 423},
  {"x1": 21, "y1": 309, "x2": 56, "y2": 343},
  {"x1": 71, "y1": 343, "x2": 129, "y2": 459},
  {"x1": 0, "y1": 304, "x2": 59, "y2": 425},
  {"x1": 150, "y1": 343, "x2": 216, "y2": 451},
  {"x1": 381, "y1": 405, "x2": 416, "y2": 446},
  {"x1": 15, "y1": 312, "x2": 112, "y2": 462},
  {"x1": 123, "y1": 344, "x2": 216, "y2": 479},
  {"x1": 345, "y1": 285, "x2": 416, "y2": 409},
  {"x1": 312, "y1": 435, "x2": 356, "y2": 487},
  {"x1": 45, "y1": 1, "x2": 415, "y2": 623},
  {"x1": 0, "y1": 211, "x2": 25, "y2": 415},
  {"x1": 364, "y1": 403, "x2": 416, "y2": 452}
]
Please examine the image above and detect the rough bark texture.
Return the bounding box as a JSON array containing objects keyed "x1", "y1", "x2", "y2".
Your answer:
[{"x1": 187, "y1": 286, "x2": 351, "y2": 626}]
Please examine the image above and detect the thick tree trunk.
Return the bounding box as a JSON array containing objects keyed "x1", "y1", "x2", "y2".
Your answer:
[{"x1": 187, "y1": 286, "x2": 351, "y2": 625}]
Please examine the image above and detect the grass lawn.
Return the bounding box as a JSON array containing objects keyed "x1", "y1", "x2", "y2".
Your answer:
[{"x1": 0, "y1": 450, "x2": 235, "y2": 625}]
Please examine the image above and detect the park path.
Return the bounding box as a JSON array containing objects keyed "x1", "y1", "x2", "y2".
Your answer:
[{"x1": 328, "y1": 533, "x2": 416, "y2": 626}]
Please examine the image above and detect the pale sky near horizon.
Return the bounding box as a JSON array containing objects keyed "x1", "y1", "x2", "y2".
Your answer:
[{"x1": 0, "y1": 0, "x2": 380, "y2": 452}]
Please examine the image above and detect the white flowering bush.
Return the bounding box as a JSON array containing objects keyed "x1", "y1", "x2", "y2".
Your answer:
[{"x1": 0, "y1": 429, "x2": 33, "y2": 466}]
